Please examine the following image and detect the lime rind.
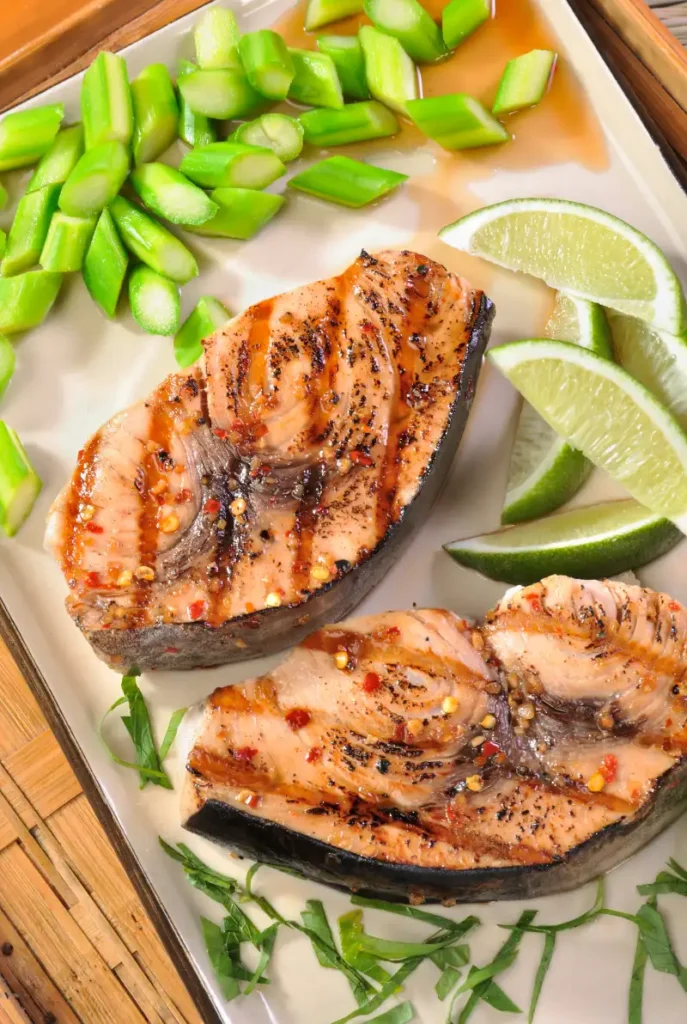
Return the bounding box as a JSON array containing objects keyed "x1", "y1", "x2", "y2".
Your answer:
[
  {"x1": 608, "y1": 312, "x2": 687, "y2": 432},
  {"x1": 439, "y1": 197, "x2": 686, "y2": 335},
  {"x1": 444, "y1": 499, "x2": 681, "y2": 585},
  {"x1": 546, "y1": 292, "x2": 612, "y2": 356},
  {"x1": 490, "y1": 338, "x2": 687, "y2": 527}
]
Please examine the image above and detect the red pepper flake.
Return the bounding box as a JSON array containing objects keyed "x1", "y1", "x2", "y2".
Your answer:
[
  {"x1": 350, "y1": 450, "x2": 373, "y2": 467},
  {"x1": 305, "y1": 747, "x2": 322, "y2": 763},
  {"x1": 235, "y1": 746, "x2": 258, "y2": 762},
  {"x1": 483, "y1": 740, "x2": 500, "y2": 758},
  {"x1": 392, "y1": 721, "x2": 406, "y2": 743},
  {"x1": 245, "y1": 793, "x2": 260, "y2": 809},
  {"x1": 85, "y1": 522, "x2": 104, "y2": 534},
  {"x1": 313, "y1": 503, "x2": 327, "y2": 516},
  {"x1": 213, "y1": 427, "x2": 228, "y2": 439},
  {"x1": 165, "y1": 647, "x2": 180, "y2": 654},
  {"x1": 600, "y1": 754, "x2": 618, "y2": 783},
  {"x1": 525, "y1": 592, "x2": 542, "y2": 613},
  {"x1": 385, "y1": 626, "x2": 401, "y2": 639},
  {"x1": 669, "y1": 601, "x2": 681, "y2": 612},
  {"x1": 362, "y1": 672, "x2": 381, "y2": 694},
  {"x1": 155, "y1": 493, "x2": 166, "y2": 505},
  {"x1": 84, "y1": 571, "x2": 101, "y2": 588},
  {"x1": 188, "y1": 600, "x2": 207, "y2": 621},
  {"x1": 204, "y1": 498, "x2": 221, "y2": 515},
  {"x1": 285, "y1": 708, "x2": 311, "y2": 730},
  {"x1": 250, "y1": 463, "x2": 272, "y2": 478},
  {"x1": 360, "y1": 320, "x2": 376, "y2": 334},
  {"x1": 175, "y1": 488, "x2": 193, "y2": 504}
]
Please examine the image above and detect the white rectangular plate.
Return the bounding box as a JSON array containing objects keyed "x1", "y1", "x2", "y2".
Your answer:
[{"x1": 2, "y1": 2, "x2": 687, "y2": 1022}]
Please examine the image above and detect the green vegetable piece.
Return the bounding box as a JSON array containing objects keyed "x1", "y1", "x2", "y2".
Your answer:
[
  {"x1": 359, "y1": 25, "x2": 417, "y2": 113},
  {"x1": 201, "y1": 916, "x2": 240, "y2": 1001},
  {"x1": 180, "y1": 141, "x2": 285, "y2": 189},
  {"x1": 442, "y1": 0, "x2": 491, "y2": 49},
  {"x1": 0, "y1": 229, "x2": 6, "y2": 261},
  {"x1": 364, "y1": 0, "x2": 447, "y2": 63},
  {"x1": 331, "y1": 958, "x2": 421, "y2": 1024},
  {"x1": 300, "y1": 100, "x2": 399, "y2": 147},
  {"x1": 288, "y1": 49, "x2": 344, "y2": 109},
  {"x1": 184, "y1": 187, "x2": 284, "y2": 239},
  {"x1": 0, "y1": 185, "x2": 7, "y2": 211},
  {"x1": 305, "y1": 0, "x2": 364, "y2": 31},
  {"x1": 2, "y1": 185, "x2": 61, "y2": 277},
  {"x1": 58, "y1": 140, "x2": 130, "y2": 218},
  {"x1": 158, "y1": 707, "x2": 187, "y2": 762},
  {"x1": 239, "y1": 30, "x2": 295, "y2": 101},
  {"x1": 0, "y1": 104, "x2": 64, "y2": 172},
  {"x1": 81, "y1": 51, "x2": 133, "y2": 149},
  {"x1": 406, "y1": 93, "x2": 509, "y2": 149},
  {"x1": 502, "y1": 878, "x2": 605, "y2": 935},
  {"x1": 231, "y1": 113, "x2": 304, "y2": 163},
  {"x1": 83, "y1": 208, "x2": 128, "y2": 317},
  {"x1": 492, "y1": 49, "x2": 557, "y2": 115},
  {"x1": 40, "y1": 212, "x2": 96, "y2": 272},
  {"x1": 131, "y1": 63, "x2": 179, "y2": 164},
  {"x1": 528, "y1": 932, "x2": 555, "y2": 1022},
  {"x1": 194, "y1": 6, "x2": 241, "y2": 69},
  {"x1": 0, "y1": 336, "x2": 16, "y2": 400},
  {"x1": 0, "y1": 422, "x2": 42, "y2": 537},
  {"x1": 637, "y1": 871, "x2": 687, "y2": 897},
  {"x1": 178, "y1": 68, "x2": 261, "y2": 120},
  {"x1": 0, "y1": 271, "x2": 62, "y2": 334},
  {"x1": 130, "y1": 163, "x2": 218, "y2": 226},
  {"x1": 177, "y1": 60, "x2": 218, "y2": 148},
  {"x1": 301, "y1": 899, "x2": 340, "y2": 970},
  {"x1": 174, "y1": 295, "x2": 230, "y2": 368},
  {"x1": 635, "y1": 902, "x2": 682, "y2": 979},
  {"x1": 288, "y1": 155, "x2": 407, "y2": 207},
  {"x1": 628, "y1": 930, "x2": 647, "y2": 1024},
  {"x1": 99, "y1": 672, "x2": 173, "y2": 788},
  {"x1": 316, "y1": 35, "x2": 370, "y2": 100},
  {"x1": 337, "y1": 896, "x2": 481, "y2": 935},
  {"x1": 129, "y1": 266, "x2": 180, "y2": 336},
  {"x1": 109, "y1": 196, "x2": 198, "y2": 284},
  {"x1": 364, "y1": 1004, "x2": 414, "y2": 1024},
  {"x1": 27, "y1": 124, "x2": 84, "y2": 192}
]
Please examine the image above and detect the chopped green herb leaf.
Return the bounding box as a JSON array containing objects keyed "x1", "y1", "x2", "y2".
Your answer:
[
  {"x1": 365, "y1": 1002, "x2": 415, "y2": 1024},
  {"x1": 528, "y1": 932, "x2": 555, "y2": 1022},
  {"x1": 330, "y1": 959, "x2": 421, "y2": 1024},
  {"x1": 202, "y1": 916, "x2": 242, "y2": 1001},
  {"x1": 355, "y1": 928, "x2": 463, "y2": 963},
  {"x1": 636, "y1": 902, "x2": 681, "y2": 978},
  {"x1": 100, "y1": 675, "x2": 172, "y2": 788},
  {"x1": 350, "y1": 896, "x2": 479, "y2": 937},
  {"x1": 245, "y1": 923, "x2": 279, "y2": 996},
  {"x1": 338, "y1": 910, "x2": 392, "y2": 984},
  {"x1": 629, "y1": 931, "x2": 647, "y2": 1024},
  {"x1": 637, "y1": 872, "x2": 687, "y2": 898},
  {"x1": 159, "y1": 706, "x2": 187, "y2": 761},
  {"x1": 667, "y1": 858, "x2": 687, "y2": 881},
  {"x1": 480, "y1": 980, "x2": 521, "y2": 1013},
  {"x1": 502, "y1": 878, "x2": 604, "y2": 934},
  {"x1": 435, "y1": 966, "x2": 461, "y2": 1000},
  {"x1": 431, "y1": 946, "x2": 470, "y2": 970},
  {"x1": 302, "y1": 900, "x2": 340, "y2": 969}
]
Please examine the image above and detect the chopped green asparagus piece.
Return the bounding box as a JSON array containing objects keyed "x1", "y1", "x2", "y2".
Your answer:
[
  {"x1": 180, "y1": 142, "x2": 285, "y2": 189},
  {"x1": 82, "y1": 208, "x2": 128, "y2": 317},
  {"x1": 442, "y1": 0, "x2": 491, "y2": 49},
  {"x1": 0, "y1": 423, "x2": 42, "y2": 537},
  {"x1": 40, "y1": 212, "x2": 96, "y2": 272},
  {"x1": 305, "y1": 0, "x2": 364, "y2": 31},
  {"x1": 300, "y1": 100, "x2": 398, "y2": 146},
  {"x1": 359, "y1": 25, "x2": 418, "y2": 113},
  {"x1": 0, "y1": 184, "x2": 7, "y2": 211},
  {"x1": 130, "y1": 163, "x2": 218, "y2": 226},
  {"x1": 178, "y1": 68, "x2": 261, "y2": 119},
  {"x1": 194, "y1": 6, "x2": 241, "y2": 69},
  {"x1": 364, "y1": 0, "x2": 447, "y2": 63},
  {"x1": 1, "y1": 185, "x2": 61, "y2": 277},
  {"x1": 174, "y1": 296, "x2": 230, "y2": 368},
  {"x1": 109, "y1": 196, "x2": 198, "y2": 283},
  {"x1": 0, "y1": 104, "x2": 64, "y2": 172},
  {"x1": 492, "y1": 49, "x2": 557, "y2": 114},
  {"x1": 0, "y1": 271, "x2": 62, "y2": 334},
  {"x1": 288, "y1": 154, "x2": 406, "y2": 207},
  {"x1": 316, "y1": 35, "x2": 369, "y2": 100},
  {"x1": 239, "y1": 30, "x2": 295, "y2": 100},
  {"x1": 58, "y1": 141, "x2": 130, "y2": 218},
  {"x1": 27, "y1": 125, "x2": 84, "y2": 192},
  {"x1": 81, "y1": 52, "x2": 133, "y2": 149},
  {"x1": 288, "y1": 49, "x2": 344, "y2": 109},
  {"x1": 177, "y1": 60, "x2": 218, "y2": 148},
  {"x1": 0, "y1": 229, "x2": 5, "y2": 260},
  {"x1": 0, "y1": 336, "x2": 16, "y2": 400},
  {"x1": 183, "y1": 187, "x2": 284, "y2": 239},
  {"x1": 129, "y1": 266, "x2": 180, "y2": 335},
  {"x1": 407, "y1": 93, "x2": 509, "y2": 148},
  {"x1": 230, "y1": 113, "x2": 304, "y2": 162},
  {"x1": 131, "y1": 63, "x2": 179, "y2": 164}
]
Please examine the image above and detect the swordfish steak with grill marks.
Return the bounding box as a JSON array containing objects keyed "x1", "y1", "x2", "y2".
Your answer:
[
  {"x1": 45, "y1": 250, "x2": 493, "y2": 671},
  {"x1": 182, "y1": 576, "x2": 687, "y2": 901}
]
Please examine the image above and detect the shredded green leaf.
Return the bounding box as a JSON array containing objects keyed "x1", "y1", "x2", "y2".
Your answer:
[
  {"x1": 365, "y1": 1001, "x2": 415, "y2": 1024},
  {"x1": 667, "y1": 858, "x2": 687, "y2": 882},
  {"x1": 244, "y1": 923, "x2": 278, "y2": 996},
  {"x1": 628, "y1": 930, "x2": 647, "y2": 1024},
  {"x1": 637, "y1": 872, "x2": 687, "y2": 898},
  {"x1": 350, "y1": 896, "x2": 479, "y2": 937},
  {"x1": 501, "y1": 878, "x2": 604, "y2": 935},
  {"x1": 330, "y1": 959, "x2": 421, "y2": 1024},
  {"x1": 338, "y1": 910, "x2": 392, "y2": 984},
  {"x1": 302, "y1": 900, "x2": 341, "y2": 969},
  {"x1": 354, "y1": 926, "x2": 459, "y2": 963},
  {"x1": 159, "y1": 706, "x2": 187, "y2": 761},
  {"x1": 435, "y1": 966, "x2": 461, "y2": 1001},
  {"x1": 528, "y1": 932, "x2": 555, "y2": 1023},
  {"x1": 100, "y1": 676, "x2": 172, "y2": 788},
  {"x1": 201, "y1": 916, "x2": 243, "y2": 1001},
  {"x1": 480, "y1": 980, "x2": 521, "y2": 1013}
]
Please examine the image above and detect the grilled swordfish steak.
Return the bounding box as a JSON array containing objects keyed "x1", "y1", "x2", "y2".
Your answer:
[
  {"x1": 183, "y1": 576, "x2": 687, "y2": 902},
  {"x1": 45, "y1": 251, "x2": 493, "y2": 671}
]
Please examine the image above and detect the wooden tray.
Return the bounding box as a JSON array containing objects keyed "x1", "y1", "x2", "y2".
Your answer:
[{"x1": 1, "y1": 3, "x2": 687, "y2": 1023}]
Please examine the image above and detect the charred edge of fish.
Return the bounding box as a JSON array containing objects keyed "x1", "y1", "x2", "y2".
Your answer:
[
  {"x1": 184, "y1": 756, "x2": 687, "y2": 903},
  {"x1": 85, "y1": 294, "x2": 495, "y2": 671}
]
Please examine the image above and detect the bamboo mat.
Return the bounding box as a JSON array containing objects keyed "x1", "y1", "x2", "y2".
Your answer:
[{"x1": 1, "y1": 2, "x2": 687, "y2": 1023}]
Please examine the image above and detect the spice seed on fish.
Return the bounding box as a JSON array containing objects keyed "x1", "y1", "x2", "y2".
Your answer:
[
  {"x1": 134, "y1": 565, "x2": 155, "y2": 581},
  {"x1": 230, "y1": 497, "x2": 247, "y2": 516},
  {"x1": 517, "y1": 703, "x2": 535, "y2": 720},
  {"x1": 310, "y1": 565, "x2": 330, "y2": 582},
  {"x1": 465, "y1": 774, "x2": 483, "y2": 792},
  {"x1": 442, "y1": 696, "x2": 459, "y2": 715},
  {"x1": 407, "y1": 719, "x2": 423, "y2": 737},
  {"x1": 481, "y1": 714, "x2": 496, "y2": 729},
  {"x1": 265, "y1": 592, "x2": 282, "y2": 608},
  {"x1": 145, "y1": 440, "x2": 159, "y2": 453},
  {"x1": 117, "y1": 570, "x2": 133, "y2": 587},
  {"x1": 587, "y1": 772, "x2": 606, "y2": 793},
  {"x1": 151, "y1": 479, "x2": 168, "y2": 495},
  {"x1": 598, "y1": 711, "x2": 615, "y2": 730},
  {"x1": 470, "y1": 631, "x2": 485, "y2": 650},
  {"x1": 80, "y1": 504, "x2": 96, "y2": 522},
  {"x1": 334, "y1": 650, "x2": 349, "y2": 670},
  {"x1": 470, "y1": 734, "x2": 485, "y2": 747},
  {"x1": 160, "y1": 514, "x2": 180, "y2": 534}
]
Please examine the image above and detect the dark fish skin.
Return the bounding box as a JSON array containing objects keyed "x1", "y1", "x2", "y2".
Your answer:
[
  {"x1": 182, "y1": 579, "x2": 687, "y2": 902},
  {"x1": 184, "y1": 765, "x2": 687, "y2": 902},
  {"x1": 46, "y1": 252, "x2": 494, "y2": 672}
]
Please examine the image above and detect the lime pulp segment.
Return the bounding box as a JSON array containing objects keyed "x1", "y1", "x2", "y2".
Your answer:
[{"x1": 608, "y1": 312, "x2": 687, "y2": 432}]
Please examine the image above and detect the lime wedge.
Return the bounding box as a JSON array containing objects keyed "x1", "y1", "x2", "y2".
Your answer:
[
  {"x1": 608, "y1": 312, "x2": 687, "y2": 431},
  {"x1": 489, "y1": 339, "x2": 687, "y2": 529},
  {"x1": 503, "y1": 293, "x2": 611, "y2": 524},
  {"x1": 439, "y1": 198, "x2": 686, "y2": 334},
  {"x1": 444, "y1": 499, "x2": 680, "y2": 584}
]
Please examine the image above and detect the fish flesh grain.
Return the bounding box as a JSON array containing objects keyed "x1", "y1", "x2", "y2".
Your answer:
[
  {"x1": 183, "y1": 576, "x2": 687, "y2": 902},
  {"x1": 45, "y1": 251, "x2": 493, "y2": 671}
]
